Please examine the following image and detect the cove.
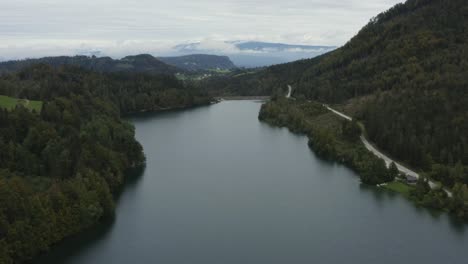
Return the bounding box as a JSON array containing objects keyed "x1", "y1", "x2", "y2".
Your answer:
[{"x1": 34, "y1": 101, "x2": 468, "y2": 264}]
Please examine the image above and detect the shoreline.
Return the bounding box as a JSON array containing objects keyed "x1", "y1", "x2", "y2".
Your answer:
[
  {"x1": 258, "y1": 98, "x2": 460, "y2": 221},
  {"x1": 215, "y1": 96, "x2": 270, "y2": 101}
]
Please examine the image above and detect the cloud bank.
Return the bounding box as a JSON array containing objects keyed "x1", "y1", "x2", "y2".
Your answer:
[{"x1": 0, "y1": 0, "x2": 403, "y2": 60}]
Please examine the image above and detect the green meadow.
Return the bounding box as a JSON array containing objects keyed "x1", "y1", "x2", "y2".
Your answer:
[{"x1": 0, "y1": 95, "x2": 43, "y2": 112}]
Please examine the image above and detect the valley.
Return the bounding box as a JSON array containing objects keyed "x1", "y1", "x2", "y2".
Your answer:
[{"x1": 0, "y1": 0, "x2": 467, "y2": 263}]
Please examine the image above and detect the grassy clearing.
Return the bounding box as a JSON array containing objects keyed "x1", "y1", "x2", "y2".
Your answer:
[
  {"x1": 383, "y1": 181, "x2": 414, "y2": 196},
  {"x1": 232, "y1": 71, "x2": 257, "y2": 77},
  {"x1": 208, "y1": 68, "x2": 232, "y2": 74},
  {"x1": 0, "y1": 95, "x2": 43, "y2": 112}
]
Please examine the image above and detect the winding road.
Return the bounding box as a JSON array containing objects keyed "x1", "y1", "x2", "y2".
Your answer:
[
  {"x1": 324, "y1": 105, "x2": 420, "y2": 178},
  {"x1": 285, "y1": 86, "x2": 449, "y2": 195},
  {"x1": 324, "y1": 105, "x2": 352, "y2": 121},
  {"x1": 286, "y1": 85, "x2": 292, "y2": 98}
]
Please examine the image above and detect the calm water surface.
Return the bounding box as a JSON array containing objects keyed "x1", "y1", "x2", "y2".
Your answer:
[{"x1": 36, "y1": 101, "x2": 468, "y2": 264}]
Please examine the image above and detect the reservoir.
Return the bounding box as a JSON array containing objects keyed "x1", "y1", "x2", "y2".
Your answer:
[{"x1": 35, "y1": 101, "x2": 468, "y2": 264}]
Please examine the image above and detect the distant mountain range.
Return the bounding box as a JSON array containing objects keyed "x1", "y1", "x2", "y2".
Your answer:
[
  {"x1": 233, "y1": 41, "x2": 335, "y2": 52},
  {"x1": 174, "y1": 41, "x2": 337, "y2": 68},
  {"x1": 0, "y1": 41, "x2": 336, "y2": 73},
  {"x1": 0, "y1": 54, "x2": 237, "y2": 75}
]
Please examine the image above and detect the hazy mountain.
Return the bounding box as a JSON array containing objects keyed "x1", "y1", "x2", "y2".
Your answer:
[
  {"x1": 0, "y1": 41, "x2": 336, "y2": 71},
  {"x1": 174, "y1": 41, "x2": 336, "y2": 67},
  {"x1": 158, "y1": 54, "x2": 236, "y2": 72},
  {"x1": 233, "y1": 41, "x2": 335, "y2": 52}
]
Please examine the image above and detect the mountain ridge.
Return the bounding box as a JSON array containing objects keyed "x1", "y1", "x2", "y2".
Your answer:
[{"x1": 174, "y1": 41, "x2": 337, "y2": 67}]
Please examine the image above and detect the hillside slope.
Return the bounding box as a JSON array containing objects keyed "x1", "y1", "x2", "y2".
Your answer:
[{"x1": 292, "y1": 0, "x2": 467, "y2": 100}]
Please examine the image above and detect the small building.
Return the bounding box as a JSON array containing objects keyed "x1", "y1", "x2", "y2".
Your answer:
[{"x1": 406, "y1": 175, "x2": 418, "y2": 185}]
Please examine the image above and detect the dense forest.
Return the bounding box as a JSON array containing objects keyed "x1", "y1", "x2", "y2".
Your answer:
[
  {"x1": 0, "y1": 54, "x2": 179, "y2": 76},
  {"x1": 0, "y1": 64, "x2": 211, "y2": 114},
  {"x1": 0, "y1": 65, "x2": 212, "y2": 263},
  {"x1": 199, "y1": 67, "x2": 285, "y2": 96},
  {"x1": 207, "y1": 0, "x2": 468, "y2": 189}
]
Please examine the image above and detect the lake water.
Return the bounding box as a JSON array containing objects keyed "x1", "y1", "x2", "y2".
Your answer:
[{"x1": 35, "y1": 101, "x2": 468, "y2": 264}]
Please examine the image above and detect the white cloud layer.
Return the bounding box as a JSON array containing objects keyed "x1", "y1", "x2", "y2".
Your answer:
[{"x1": 0, "y1": 0, "x2": 403, "y2": 59}]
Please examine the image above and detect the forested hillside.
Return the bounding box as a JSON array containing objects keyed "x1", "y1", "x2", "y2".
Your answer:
[
  {"x1": 208, "y1": 0, "x2": 468, "y2": 187},
  {"x1": 0, "y1": 54, "x2": 180, "y2": 76},
  {"x1": 297, "y1": 0, "x2": 468, "y2": 187},
  {"x1": 158, "y1": 54, "x2": 236, "y2": 72},
  {"x1": 200, "y1": 67, "x2": 288, "y2": 96},
  {"x1": 0, "y1": 65, "x2": 211, "y2": 263},
  {"x1": 0, "y1": 64, "x2": 211, "y2": 114}
]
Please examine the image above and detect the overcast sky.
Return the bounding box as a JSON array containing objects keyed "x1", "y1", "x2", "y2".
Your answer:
[{"x1": 0, "y1": 0, "x2": 403, "y2": 59}]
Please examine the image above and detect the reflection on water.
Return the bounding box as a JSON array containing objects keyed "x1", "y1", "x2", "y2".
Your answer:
[
  {"x1": 359, "y1": 183, "x2": 467, "y2": 234},
  {"x1": 115, "y1": 165, "x2": 147, "y2": 201},
  {"x1": 32, "y1": 165, "x2": 146, "y2": 264},
  {"x1": 34, "y1": 101, "x2": 468, "y2": 264},
  {"x1": 31, "y1": 217, "x2": 115, "y2": 264}
]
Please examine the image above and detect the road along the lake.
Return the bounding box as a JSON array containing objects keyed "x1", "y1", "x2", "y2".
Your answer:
[{"x1": 322, "y1": 104, "x2": 452, "y2": 196}]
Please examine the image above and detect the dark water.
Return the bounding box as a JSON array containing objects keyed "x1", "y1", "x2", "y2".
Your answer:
[{"x1": 36, "y1": 101, "x2": 468, "y2": 264}]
